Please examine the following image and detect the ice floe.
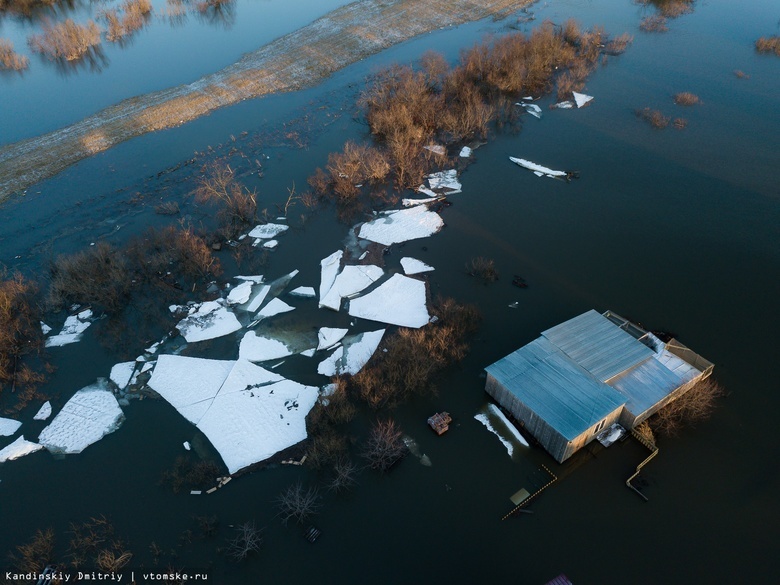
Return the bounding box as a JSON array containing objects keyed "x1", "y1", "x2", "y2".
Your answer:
[
  {"x1": 517, "y1": 101, "x2": 542, "y2": 118},
  {"x1": 357, "y1": 205, "x2": 444, "y2": 246},
  {"x1": 572, "y1": 91, "x2": 594, "y2": 108},
  {"x1": 41, "y1": 322, "x2": 52, "y2": 335},
  {"x1": 256, "y1": 298, "x2": 295, "y2": 320},
  {"x1": 263, "y1": 240, "x2": 279, "y2": 250},
  {"x1": 553, "y1": 101, "x2": 574, "y2": 109},
  {"x1": 236, "y1": 275, "x2": 265, "y2": 284},
  {"x1": 400, "y1": 257, "x2": 434, "y2": 275},
  {"x1": 459, "y1": 146, "x2": 472, "y2": 158},
  {"x1": 317, "y1": 327, "x2": 349, "y2": 351},
  {"x1": 110, "y1": 361, "x2": 136, "y2": 390},
  {"x1": 426, "y1": 169, "x2": 462, "y2": 194},
  {"x1": 300, "y1": 348, "x2": 316, "y2": 357},
  {"x1": 245, "y1": 284, "x2": 270, "y2": 312},
  {"x1": 319, "y1": 250, "x2": 343, "y2": 302},
  {"x1": 183, "y1": 441, "x2": 191, "y2": 451},
  {"x1": 317, "y1": 329, "x2": 385, "y2": 376},
  {"x1": 248, "y1": 223, "x2": 288, "y2": 239},
  {"x1": 226, "y1": 281, "x2": 254, "y2": 305},
  {"x1": 348, "y1": 274, "x2": 430, "y2": 328},
  {"x1": 0, "y1": 436, "x2": 43, "y2": 463},
  {"x1": 33, "y1": 402, "x2": 52, "y2": 421},
  {"x1": 403, "y1": 196, "x2": 440, "y2": 207},
  {"x1": 0, "y1": 417, "x2": 22, "y2": 437},
  {"x1": 509, "y1": 156, "x2": 567, "y2": 179},
  {"x1": 239, "y1": 331, "x2": 295, "y2": 362},
  {"x1": 289, "y1": 286, "x2": 316, "y2": 298},
  {"x1": 38, "y1": 382, "x2": 124, "y2": 454},
  {"x1": 45, "y1": 309, "x2": 94, "y2": 347},
  {"x1": 319, "y1": 265, "x2": 384, "y2": 311},
  {"x1": 176, "y1": 301, "x2": 242, "y2": 343}
]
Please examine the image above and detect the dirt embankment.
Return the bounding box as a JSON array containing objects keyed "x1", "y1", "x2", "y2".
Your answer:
[{"x1": 0, "y1": 0, "x2": 531, "y2": 201}]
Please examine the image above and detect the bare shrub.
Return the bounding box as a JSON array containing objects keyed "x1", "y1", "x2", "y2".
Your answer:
[
  {"x1": 633, "y1": 420, "x2": 656, "y2": 446},
  {"x1": 672, "y1": 117, "x2": 687, "y2": 130},
  {"x1": 733, "y1": 69, "x2": 750, "y2": 79},
  {"x1": 29, "y1": 19, "x2": 102, "y2": 61},
  {"x1": 636, "y1": 0, "x2": 695, "y2": 18},
  {"x1": 8, "y1": 528, "x2": 55, "y2": 574},
  {"x1": 226, "y1": 522, "x2": 262, "y2": 562},
  {"x1": 276, "y1": 482, "x2": 321, "y2": 525},
  {"x1": 466, "y1": 256, "x2": 499, "y2": 282},
  {"x1": 755, "y1": 36, "x2": 780, "y2": 56},
  {"x1": 154, "y1": 201, "x2": 180, "y2": 215},
  {"x1": 604, "y1": 33, "x2": 633, "y2": 55},
  {"x1": 97, "y1": 549, "x2": 133, "y2": 571},
  {"x1": 101, "y1": 0, "x2": 152, "y2": 43},
  {"x1": 362, "y1": 419, "x2": 406, "y2": 472},
  {"x1": 195, "y1": 515, "x2": 219, "y2": 538},
  {"x1": 639, "y1": 15, "x2": 668, "y2": 32},
  {"x1": 323, "y1": 141, "x2": 390, "y2": 202},
  {"x1": 673, "y1": 92, "x2": 700, "y2": 106},
  {"x1": 159, "y1": 457, "x2": 221, "y2": 494},
  {"x1": 193, "y1": 163, "x2": 256, "y2": 239},
  {"x1": 0, "y1": 39, "x2": 29, "y2": 71},
  {"x1": 650, "y1": 377, "x2": 725, "y2": 436},
  {"x1": 127, "y1": 226, "x2": 220, "y2": 286},
  {"x1": 420, "y1": 50, "x2": 449, "y2": 87},
  {"x1": 327, "y1": 457, "x2": 358, "y2": 493},
  {"x1": 305, "y1": 427, "x2": 349, "y2": 469},
  {"x1": 66, "y1": 516, "x2": 130, "y2": 571},
  {"x1": 636, "y1": 107, "x2": 670, "y2": 129}
]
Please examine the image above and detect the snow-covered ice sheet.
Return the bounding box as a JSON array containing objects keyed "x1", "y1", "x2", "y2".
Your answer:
[
  {"x1": 239, "y1": 332, "x2": 295, "y2": 362},
  {"x1": 0, "y1": 417, "x2": 22, "y2": 437},
  {"x1": 38, "y1": 382, "x2": 124, "y2": 454},
  {"x1": 348, "y1": 274, "x2": 430, "y2": 328},
  {"x1": 426, "y1": 169, "x2": 462, "y2": 194},
  {"x1": 357, "y1": 206, "x2": 443, "y2": 246},
  {"x1": 400, "y1": 257, "x2": 434, "y2": 275},
  {"x1": 176, "y1": 301, "x2": 242, "y2": 343},
  {"x1": 256, "y1": 298, "x2": 295, "y2": 320},
  {"x1": 110, "y1": 361, "x2": 136, "y2": 390},
  {"x1": 0, "y1": 436, "x2": 43, "y2": 463},
  {"x1": 33, "y1": 402, "x2": 52, "y2": 421},
  {"x1": 289, "y1": 286, "x2": 316, "y2": 298},
  {"x1": 572, "y1": 92, "x2": 593, "y2": 108},
  {"x1": 45, "y1": 310, "x2": 94, "y2": 347},
  {"x1": 226, "y1": 281, "x2": 254, "y2": 305},
  {"x1": 509, "y1": 156, "x2": 567, "y2": 179},
  {"x1": 317, "y1": 329, "x2": 384, "y2": 376},
  {"x1": 319, "y1": 250, "x2": 343, "y2": 302},
  {"x1": 319, "y1": 265, "x2": 384, "y2": 311},
  {"x1": 248, "y1": 223, "x2": 288, "y2": 239},
  {"x1": 317, "y1": 327, "x2": 349, "y2": 351}
]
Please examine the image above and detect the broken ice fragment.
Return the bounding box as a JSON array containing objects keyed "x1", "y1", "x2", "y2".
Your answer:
[
  {"x1": 319, "y1": 265, "x2": 384, "y2": 311},
  {"x1": 358, "y1": 206, "x2": 444, "y2": 246},
  {"x1": 517, "y1": 102, "x2": 542, "y2": 118},
  {"x1": 0, "y1": 417, "x2": 22, "y2": 437},
  {"x1": 239, "y1": 331, "x2": 295, "y2": 362},
  {"x1": 319, "y1": 250, "x2": 343, "y2": 302},
  {"x1": 226, "y1": 281, "x2": 254, "y2": 305},
  {"x1": 0, "y1": 436, "x2": 43, "y2": 463},
  {"x1": 572, "y1": 92, "x2": 593, "y2": 108},
  {"x1": 289, "y1": 286, "x2": 316, "y2": 298},
  {"x1": 33, "y1": 401, "x2": 52, "y2": 421},
  {"x1": 317, "y1": 329, "x2": 385, "y2": 376},
  {"x1": 317, "y1": 327, "x2": 349, "y2": 351},
  {"x1": 176, "y1": 301, "x2": 242, "y2": 343},
  {"x1": 300, "y1": 348, "x2": 316, "y2": 358},
  {"x1": 183, "y1": 441, "x2": 191, "y2": 451},
  {"x1": 45, "y1": 311, "x2": 94, "y2": 347},
  {"x1": 348, "y1": 274, "x2": 430, "y2": 328},
  {"x1": 552, "y1": 101, "x2": 574, "y2": 109},
  {"x1": 400, "y1": 257, "x2": 434, "y2": 275},
  {"x1": 235, "y1": 275, "x2": 265, "y2": 284},
  {"x1": 509, "y1": 156, "x2": 567, "y2": 179},
  {"x1": 263, "y1": 240, "x2": 278, "y2": 249},
  {"x1": 41, "y1": 322, "x2": 52, "y2": 335},
  {"x1": 402, "y1": 196, "x2": 440, "y2": 207},
  {"x1": 109, "y1": 362, "x2": 136, "y2": 392},
  {"x1": 256, "y1": 298, "x2": 295, "y2": 320},
  {"x1": 427, "y1": 169, "x2": 462, "y2": 194},
  {"x1": 248, "y1": 223, "x2": 288, "y2": 239}
]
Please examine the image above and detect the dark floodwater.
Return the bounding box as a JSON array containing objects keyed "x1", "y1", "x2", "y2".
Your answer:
[{"x1": 1, "y1": 0, "x2": 779, "y2": 583}]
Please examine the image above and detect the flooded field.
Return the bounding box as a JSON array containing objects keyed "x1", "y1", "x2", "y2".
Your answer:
[{"x1": 1, "y1": 0, "x2": 779, "y2": 583}]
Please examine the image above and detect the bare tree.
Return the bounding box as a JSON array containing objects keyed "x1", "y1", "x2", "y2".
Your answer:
[
  {"x1": 226, "y1": 521, "x2": 262, "y2": 562},
  {"x1": 650, "y1": 377, "x2": 725, "y2": 436},
  {"x1": 193, "y1": 163, "x2": 257, "y2": 239},
  {"x1": 327, "y1": 458, "x2": 359, "y2": 493},
  {"x1": 276, "y1": 482, "x2": 321, "y2": 525},
  {"x1": 362, "y1": 419, "x2": 407, "y2": 472}
]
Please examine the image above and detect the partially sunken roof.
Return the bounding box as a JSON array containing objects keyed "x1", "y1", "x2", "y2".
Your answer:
[
  {"x1": 485, "y1": 337, "x2": 626, "y2": 441},
  {"x1": 542, "y1": 309, "x2": 654, "y2": 382}
]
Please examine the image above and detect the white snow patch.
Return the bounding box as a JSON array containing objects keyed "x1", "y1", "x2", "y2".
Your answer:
[
  {"x1": 427, "y1": 169, "x2": 462, "y2": 194},
  {"x1": 317, "y1": 329, "x2": 385, "y2": 376},
  {"x1": 45, "y1": 311, "x2": 94, "y2": 347},
  {"x1": 256, "y1": 298, "x2": 295, "y2": 320},
  {"x1": 110, "y1": 361, "x2": 136, "y2": 390},
  {"x1": 248, "y1": 223, "x2": 288, "y2": 239},
  {"x1": 459, "y1": 146, "x2": 472, "y2": 158},
  {"x1": 319, "y1": 250, "x2": 343, "y2": 302},
  {"x1": 176, "y1": 301, "x2": 242, "y2": 343},
  {"x1": 357, "y1": 205, "x2": 444, "y2": 246},
  {"x1": 424, "y1": 144, "x2": 446, "y2": 156},
  {"x1": 348, "y1": 274, "x2": 429, "y2": 328},
  {"x1": 475, "y1": 413, "x2": 515, "y2": 456},
  {"x1": 0, "y1": 417, "x2": 22, "y2": 437},
  {"x1": 38, "y1": 382, "x2": 124, "y2": 454},
  {"x1": 226, "y1": 281, "x2": 254, "y2": 305},
  {"x1": 289, "y1": 286, "x2": 316, "y2": 298},
  {"x1": 239, "y1": 331, "x2": 295, "y2": 362},
  {"x1": 33, "y1": 401, "x2": 52, "y2": 421},
  {"x1": 320, "y1": 265, "x2": 384, "y2": 311},
  {"x1": 0, "y1": 436, "x2": 43, "y2": 463},
  {"x1": 572, "y1": 92, "x2": 594, "y2": 108},
  {"x1": 553, "y1": 101, "x2": 574, "y2": 109},
  {"x1": 509, "y1": 156, "x2": 567, "y2": 178},
  {"x1": 263, "y1": 240, "x2": 278, "y2": 249},
  {"x1": 41, "y1": 322, "x2": 52, "y2": 335},
  {"x1": 400, "y1": 257, "x2": 434, "y2": 275},
  {"x1": 487, "y1": 404, "x2": 529, "y2": 447},
  {"x1": 317, "y1": 327, "x2": 349, "y2": 351}
]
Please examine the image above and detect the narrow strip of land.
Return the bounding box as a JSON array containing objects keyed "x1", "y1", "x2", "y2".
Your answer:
[{"x1": 0, "y1": 0, "x2": 530, "y2": 200}]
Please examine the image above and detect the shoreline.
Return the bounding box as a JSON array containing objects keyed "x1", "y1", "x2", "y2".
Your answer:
[{"x1": 0, "y1": 0, "x2": 531, "y2": 202}]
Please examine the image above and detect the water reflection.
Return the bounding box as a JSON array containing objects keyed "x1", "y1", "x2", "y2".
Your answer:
[
  {"x1": 51, "y1": 44, "x2": 109, "y2": 75},
  {"x1": 193, "y1": 0, "x2": 236, "y2": 29}
]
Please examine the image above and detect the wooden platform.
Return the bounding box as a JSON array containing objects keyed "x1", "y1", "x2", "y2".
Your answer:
[{"x1": 427, "y1": 412, "x2": 452, "y2": 435}]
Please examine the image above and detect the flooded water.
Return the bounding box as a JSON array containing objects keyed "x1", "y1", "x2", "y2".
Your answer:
[{"x1": 1, "y1": 0, "x2": 779, "y2": 583}]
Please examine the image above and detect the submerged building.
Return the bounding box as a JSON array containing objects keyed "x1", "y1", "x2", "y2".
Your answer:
[{"x1": 484, "y1": 310, "x2": 713, "y2": 462}]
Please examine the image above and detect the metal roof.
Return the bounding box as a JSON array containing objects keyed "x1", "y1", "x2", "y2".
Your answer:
[
  {"x1": 485, "y1": 337, "x2": 626, "y2": 441},
  {"x1": 542, "y1": 310, "x2": 655, "y2": 382},
  {"x1": 607, "y1": 356, "x2": 685, "y2": 417}
]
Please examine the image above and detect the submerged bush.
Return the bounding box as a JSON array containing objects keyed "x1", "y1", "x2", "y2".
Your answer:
[
  {"x1": 28, "y1": 19, "x2": 102, "y2": 61},
  {"x1": 466, "y1": 256, "x2": 499, "y2": 283},
  {"x1": 101, "y1": 0, "x2": 153, "y2": 43},
  {"x1": 193, "y1": 163, "x2": 256, "y2": 239},
  {"x1": 636, "y1": 107, "x2": 670, "y2": 129},
  {"x1": 636, "y1": 0, "x2": 695, "y2": 18},
  {"x1": 0, "y1": 39, "x2": 29, "y2": 71},
  {"x1": 673, "y1": 92, "x2": 700, "y2": 106},
  {"x1": 755, "y1": 36, "x2": 780, "y2": 57},
  {"x1": 639, "y1": 15, "x2": 668, "y2": 33}
]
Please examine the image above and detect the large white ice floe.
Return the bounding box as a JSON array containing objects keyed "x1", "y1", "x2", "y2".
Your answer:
[
  {"x1": 572, "y1": 91, "x2": 594, "y2": 108},
  {"x1": 426, "y1": 169, "x2": 462, "y2": 194},
  {"x1": 319, "y1": 250, "x2": 343, "y2": 302},
  {"x1": 317, "y1": 327, "x2": 349, "y2": 351},
  {"x1": 33, "y1": 402, "x2": 52, "y2": 421},
  {"x1": 0, "y1": 436, "x2": 44, "y2": 463},
  {"x1": 226, "y1": 281, "x2": 254, "y2": 305},
  {"x1": 149, "y1": 356, "x2": 318, "y2": 474},
  {"x1": 348, "y1": 274, "x2": 430, "y2": 328},
  {"x1": 248, "y1": 223, "x2": 288, "y2": 239},
  {"x1": 110, "y1": 361, "x2": 136, "y2": 390},
  {"x1": 45, "y1": 309, "x2": 94, "y2": 347},
  {"x1": 319, "y1": 265, "x2": 384, "y2": 311},
  {"x1": 38, "y1": 382, "x2": 124, "y2": 454},
  {"x1": 400, "y1": 257, "x2": 434, "y2": 275},
  {"x1": 509, "y1": 156, "x2": 567, "y2": 179},
  {"x1": 317, "y1": 329, "x2": 385, "y2": 376},
  {"x1": 357, "y1": 205, "x2": 444, "y2": 246},
  {"x1": 256, "y1": 298, "x2": 295, "y2": 320},
  {"x1": 474, "y1": 403, "x2": 529, "y2": 457},
  {"x1": 239, "y1": 331, "x2": 295, "y2": 362},
  {"x1": 0, "y1": 417, "x2": 22, "y2": 437},
  {"x1": 289, "y1": 286, "x2": 316, "y2": 298},
  {"x1": 176, "y1": 300, "x2": 242, "y2": 343}
]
